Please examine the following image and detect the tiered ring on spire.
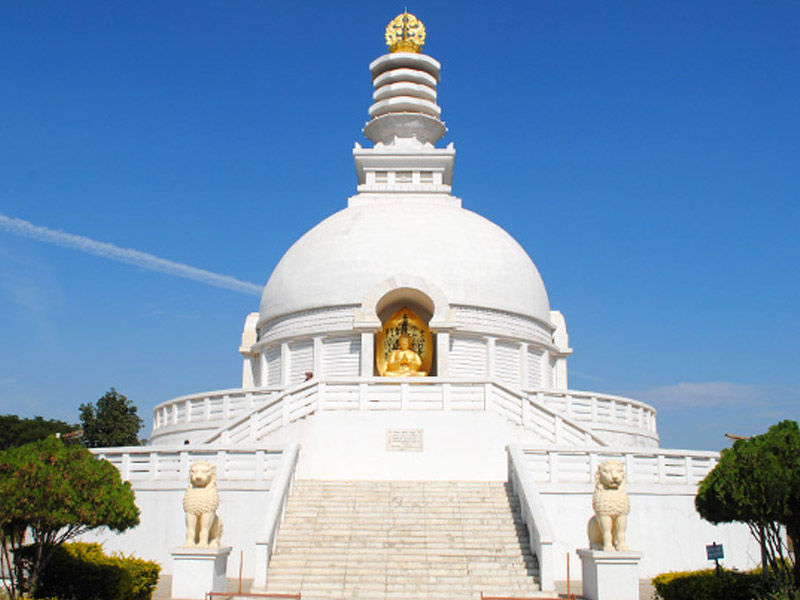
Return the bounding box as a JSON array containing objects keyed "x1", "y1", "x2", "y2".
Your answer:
[{"x1": 364, "y1": 13, "x2": 445, "y2": 146}]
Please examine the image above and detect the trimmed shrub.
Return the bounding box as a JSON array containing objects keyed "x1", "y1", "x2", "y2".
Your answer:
[
  {"x1": 653, "y1": 568, "x2": 767, "y2": 600},
  {"x1": 33, "y1": 543, "x2": 159, "y2": 600}
]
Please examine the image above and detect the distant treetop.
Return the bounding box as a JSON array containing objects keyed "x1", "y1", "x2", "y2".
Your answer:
[{"x1": 79, "y1": 388, "x2": 144, "y2": 448}]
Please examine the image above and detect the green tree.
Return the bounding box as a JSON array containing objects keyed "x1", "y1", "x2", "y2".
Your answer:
[
  {"x1": 696, "y1": 420, "x2": 800, "y2": 597},
  {"x1": 80, "y1": 388, "x2": 144, "y2": 447},
  {"x1": 0, "y1": 415, "x2": 77, "y2": 450},
  {"x1": 0, "y1": 436, "x2": 140, "y2": 599}
]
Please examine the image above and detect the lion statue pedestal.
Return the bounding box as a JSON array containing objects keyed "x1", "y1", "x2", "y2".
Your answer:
[
  {"x1": 578, "y1": 460, "x2": 642, "y2": 600},
  {"x1": 170, "y1": 546, "x2": 232, "y2": 600}
]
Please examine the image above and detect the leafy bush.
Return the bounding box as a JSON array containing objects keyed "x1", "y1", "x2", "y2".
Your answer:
[
  {"x1": 32, "y1": 543, "x2": 159, "y2": 600},
  {"x1": 653, "y1": 568, "x2": 767, "y2": 600}
]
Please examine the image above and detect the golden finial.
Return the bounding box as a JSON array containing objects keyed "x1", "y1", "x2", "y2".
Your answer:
[{"x1": 385, "y1": 12, "x2": 426, "y2": 53}]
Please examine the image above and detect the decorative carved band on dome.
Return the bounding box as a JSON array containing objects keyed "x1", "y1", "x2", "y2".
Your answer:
[
  {"x1": 257, "y1": 305, "x2": 357, "y2": 344},
  {"x1": 452, "y1": 305, "x2": 553, "y2": 344}
]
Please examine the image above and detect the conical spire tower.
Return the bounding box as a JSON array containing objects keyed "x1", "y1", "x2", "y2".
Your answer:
[{"x1": 351, "y1": 13, "x2": 458, "y2": 207}]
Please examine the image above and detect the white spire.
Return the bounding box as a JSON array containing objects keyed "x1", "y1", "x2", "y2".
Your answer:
[
  {"x1": 350, "y1": 15, "x2": 458, "y2": 208},
  {"x1": 363, "y1": 53, "x2": 446, "y2": 146}
]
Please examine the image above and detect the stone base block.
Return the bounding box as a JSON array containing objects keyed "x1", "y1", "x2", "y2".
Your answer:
[
  {"x1": 577, "y1": 548, "x2": 642, "y2": 600},
  {"x1": 170, "y1": 546, "x2": 232, "y2": 599}
]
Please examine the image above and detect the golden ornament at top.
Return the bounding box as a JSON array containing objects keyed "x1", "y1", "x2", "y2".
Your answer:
[{"x1": 385, "y1": 12, "x2": 426, "y2": 53}]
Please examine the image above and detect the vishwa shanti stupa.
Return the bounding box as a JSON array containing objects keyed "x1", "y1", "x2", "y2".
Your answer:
[{"x1": 91, "y1": 13, "x2": 755, "y2": 600}]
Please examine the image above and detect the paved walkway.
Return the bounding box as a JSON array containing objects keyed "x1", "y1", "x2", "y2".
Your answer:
[{"x1": 155, "y1": 576, "x2": 657, "y2": 599}]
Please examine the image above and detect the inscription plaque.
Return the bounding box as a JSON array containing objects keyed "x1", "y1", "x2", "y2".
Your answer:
[{"x1": 386, "y1": 428, "x2": 423, "y2": 452}]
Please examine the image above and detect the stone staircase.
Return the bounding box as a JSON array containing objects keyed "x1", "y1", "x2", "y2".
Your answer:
[{"x1": 262, "y1": 480, "x2": 542, "y2": 600}]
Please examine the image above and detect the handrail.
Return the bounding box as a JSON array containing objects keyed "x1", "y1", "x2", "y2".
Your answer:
[
  {"x1": 201, "y1": 380, "x2": 319, "y2": 444},
  {"x1": 153, "y1": 385, "x2": 283, "y2": 412},
  {"x1": 506, "y1": 443, "x2": 555, "y2": 593},
  {"x1": 519, "y1": 446, "x2": 719, "y2": 486},
  {"x1": 153, "y1": 380, "x2": 657, "y2": 436},
  {"x1": 204, "y1": 380, "x2": 609, "y2": 447},
  {"x1": 253, "y1": 443, "x2": 301, "y2": 590},
  {"x1": 92, "y1": 445, "x2": 284, "y2": 483},
  {"x1": 492, "y1": 380, "x2": 608, "y2": 446}
]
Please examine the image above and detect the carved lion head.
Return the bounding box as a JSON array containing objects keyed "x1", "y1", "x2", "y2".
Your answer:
[
  {"x1": 595, "y1": 459, "x2": 626, "y2": 490},
  {"x1": 189, "y1": 461, "x2": 217, "y2": 488}
]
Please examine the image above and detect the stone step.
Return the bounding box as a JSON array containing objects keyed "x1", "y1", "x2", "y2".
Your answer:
[{"x1": 262, "y1": 480, "x2": 539, "y2": 599}]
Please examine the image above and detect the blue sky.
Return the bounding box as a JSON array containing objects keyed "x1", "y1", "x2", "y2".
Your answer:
[{"x1": 1, "y1": 1, "x2": 798, "y2": 450}]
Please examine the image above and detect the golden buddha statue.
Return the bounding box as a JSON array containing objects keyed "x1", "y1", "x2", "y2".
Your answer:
[
  {"x1": 376, "y1": 307, "x2": 433, "y2": 377},
  {"x1": 386, "y1": 333, "x2": 426, "y2": 376}
]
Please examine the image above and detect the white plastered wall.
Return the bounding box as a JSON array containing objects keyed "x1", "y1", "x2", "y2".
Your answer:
[
  {"x1": 538, "y1": 487, "x2": 758, "y2": 579},
  {"x1": 83, "y1": 486, "x2": 272, "y2": 579}
]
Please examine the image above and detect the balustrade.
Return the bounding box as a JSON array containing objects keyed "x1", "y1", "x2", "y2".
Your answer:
[
  {"x1": 92, "y1": 446, "x2": 284, "y2": 484},
  {"x1": 520, "y1": 447, "x2": 718, "y2": 486},
  {"x1": 151, "y1": 380, "x2": 658, "y2": 447}
]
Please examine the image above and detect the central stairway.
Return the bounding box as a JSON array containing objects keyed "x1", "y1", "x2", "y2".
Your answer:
[{"x1": 263, "y1": 480, "x2": 542, "y2": 600}]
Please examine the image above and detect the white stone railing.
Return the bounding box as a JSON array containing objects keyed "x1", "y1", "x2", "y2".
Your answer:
[
  {"x1": 507, "y1": 444, "x2": 555, "y2": 592},
  {"x1": 527, "y1": 388, "x2": 658, "y2": 436},
  {"x1": 151, "y1": 381, "x2": 657, "y2": 446},
  {"x1": 519, "y1": 446, "x2": 719, "y2": 486},
  {"x1": 204, "y1": 380, "x2": 609, "y2": 446},
  {"x1": 254, "y1": 443, "x2": 300, "y2": 589},
  {"x1": 92, "y1": 445, "x2": 285, "y2": 485},
  {"x1": 151, "y1": 387, "x2": 282, "y2": 433}
]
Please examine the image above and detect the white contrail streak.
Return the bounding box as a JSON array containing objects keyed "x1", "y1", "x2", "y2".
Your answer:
[{"x1": 0, "y1": 214, "x2": 262, "y2": 296}]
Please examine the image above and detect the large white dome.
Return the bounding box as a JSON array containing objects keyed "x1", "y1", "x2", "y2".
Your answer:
[{"x1": 259, "y1": 202, "x2": 551, "y2": 324}]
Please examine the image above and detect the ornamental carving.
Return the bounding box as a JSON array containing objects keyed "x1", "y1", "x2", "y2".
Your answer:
[{"x1": 385, "y1": 12, "x2": 426, "y2": 53}]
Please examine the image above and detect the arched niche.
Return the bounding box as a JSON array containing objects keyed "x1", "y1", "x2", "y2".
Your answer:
[
  {"x1": 375, "y1": 289, "x2": 436, "y2": 376},
  {"x1": 353, "y1": 274, "x2": 456, "y2": 377},
  {"x1": 376, "y1": 287, "x2": 434, "y2": 325},
  {"x1": 355, "y1": 274, "x2": 455, "y2": 328}
]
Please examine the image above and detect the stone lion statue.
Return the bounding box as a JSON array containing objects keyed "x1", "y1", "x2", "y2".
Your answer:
[
  {"x1": 587, "y1": 459, "x2": 630, "y2": 551},
  {"x1": 183, "y1": 461, "x2": 223, "y2": 548}
]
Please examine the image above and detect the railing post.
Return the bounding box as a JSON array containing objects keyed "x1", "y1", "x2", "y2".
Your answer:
[
  {"x1": 149, "y1": 452, "x2": 158, "y2": 480},
  {"x1": 522, "y1": 395, "x2": 530, "y2": 429},
  {"x1": 625, "y1": 453, "x2": 635, "y2": 484},
  {"x1": 217, "y1": 450, "x2": 227, "y2": 479},
  {"x1": 590, "y1": 396, "x2": 598, "y2": 422},
  {"x1": 589, "y1": 452, "x2": 599, "y2": 484},
  {"x1": 442, "y1": 383, "x2": 451, "y2": 410},
  {"x1": 359, "y1": 382, "x2": 368, "y2": 410},
  {"x1": 282, "y1": 395, "x2": 291, "y2": 426},
  {"x1": 249, "y1": 414, "x2": 258, "y2": 442},
  {"x1": 318, "y1": 382, "x2": 326, "y2": 411},
  {"x1": 684, "y1": 455, "x2": 693, "y2": 484},
  {"x1": 484, "y1": 383, "x2": 492, "y2": 411},
  {"x1": 179, "y1": 451, "x2": 189, "y2": 480},
  {"x1": 223, "y1": 394, "x2": 231, "y2": 420},
  {"x1": 548, "y1": 451, "x2": 559, "y2": 484},
  {"x1": 657, "y1": 453, "x2": 667, "y2": 483},
  {"x1": 204, "y1": 397, "x2": 211, "y2": 421},
  {"x1": 400, "y1": 383, "x2": 409, "y2": 410},
  {"x1": 554, "y1": 415, "x2": 563, "y2": 444},
  {"x1": 255, "y1": 450, "x2": 265, "y2": 482},
  {"x1": 121, "y1": 453, "x2": 131, "y2": 481}
]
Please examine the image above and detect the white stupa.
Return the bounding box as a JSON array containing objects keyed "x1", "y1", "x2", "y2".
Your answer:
[{"x1": 93, "y1": 14, "x2": 755, "y2": 598}]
